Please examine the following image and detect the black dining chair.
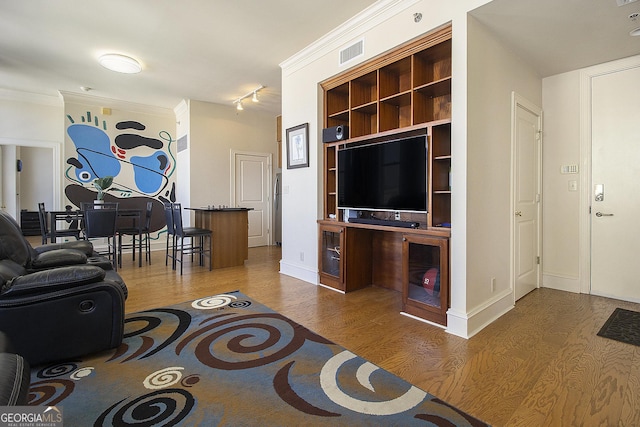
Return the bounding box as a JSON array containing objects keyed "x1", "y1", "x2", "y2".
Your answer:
[
  {"x1": 117, "y1": 202, "x2": 153, "y2": 267},
  {"x1": 82, "y1": 202, "x2": 119, "y2": 270},
  {"x1": 171, "y1": 203, "x2": 212, "y2": 275},
  {"x1": 37, "y1": 202, "x2": 82, "y2": 244}
]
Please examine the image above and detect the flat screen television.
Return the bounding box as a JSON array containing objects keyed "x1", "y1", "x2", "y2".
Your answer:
[{"x1": 338, "y1": 135, "x2": 427, "y2": 213}]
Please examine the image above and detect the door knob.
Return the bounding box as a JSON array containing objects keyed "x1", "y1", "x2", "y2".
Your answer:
[
  {"x1": 515, "y1": 211, "x2": 522, "y2": 217},
  {"x1": 595, "y1": 212, "x2": 614, "y2": 217}
]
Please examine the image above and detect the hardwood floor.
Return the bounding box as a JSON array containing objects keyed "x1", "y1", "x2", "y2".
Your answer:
[{"x1": 117, "y1": 246, "x2": 640, "y2": 426}]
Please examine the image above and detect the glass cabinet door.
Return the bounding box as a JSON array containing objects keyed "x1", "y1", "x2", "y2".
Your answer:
[
  {"x1": 321, "y1": 228, "x2": 342, "y2": 278},
  {"x1": 402, "y1": 234, "x2": 449, "y2": 325},
  {"x1": 318, "y1": 224, "x2": 345, "y2": 290}
]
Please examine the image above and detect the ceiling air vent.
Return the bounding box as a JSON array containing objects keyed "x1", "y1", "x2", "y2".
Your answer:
[{"x1": 339, "y1": 39, "x2": 364, "y2": 66}]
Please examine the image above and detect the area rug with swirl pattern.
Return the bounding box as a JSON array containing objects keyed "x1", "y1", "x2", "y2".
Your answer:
[{"x1": 28, "y1": 291, "x2": 489, "y2": 426}]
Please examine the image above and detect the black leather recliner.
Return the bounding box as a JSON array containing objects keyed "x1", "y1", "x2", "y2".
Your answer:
[{"x1": 0, "y1": 210, "x2": 128, "y2": 366}]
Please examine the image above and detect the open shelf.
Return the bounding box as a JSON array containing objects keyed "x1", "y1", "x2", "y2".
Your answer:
[{"x1": 351, "y1": 71, "x2": 378, "y2": 108}]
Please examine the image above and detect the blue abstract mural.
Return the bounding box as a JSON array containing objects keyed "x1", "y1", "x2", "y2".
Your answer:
[{"x1": 64, "y1": 112, "x2": 176, "y2": 233}]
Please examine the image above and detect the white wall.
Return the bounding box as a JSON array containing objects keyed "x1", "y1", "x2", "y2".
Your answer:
[
  {"x1": 0, "y1": 90, "x2": 63, "y2": 217},
  {"x1": 175, "y1": 100, "x2": 191, "y2": 223},
  {"x1": 187, "y1": 101, "x2": 277, "y2": 207},
  {"x1": 0, "y1": 90, "x2": 63, "y2": 143},
  {"x1": 463, "y1": 17, "x2": 542, "y2": 334},
  {"x1": 541, "y1": 70, "x2": 582, "y2": 292}
]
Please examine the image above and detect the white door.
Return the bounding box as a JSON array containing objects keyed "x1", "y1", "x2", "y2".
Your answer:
[
  {"x1": 591, "y1": 66, "x2": 640, "y2": 302},
  {"x1": 233, "y1": 152, "x2": 271, "y2": 247},
  {"x1": 512, "y1": 94, "x2": 542, "y2": 301}
]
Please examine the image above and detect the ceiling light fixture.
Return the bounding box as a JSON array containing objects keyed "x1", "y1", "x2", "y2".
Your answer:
[
  {"x1": 631, "y1": 26, "x2": 640, "y2": 35},
  {"x1": 233, "y1": 85, "x2": 265, "y2": 110},
  {"x1": 98, "y1": 53, "x2": 142, "y2": 74}
]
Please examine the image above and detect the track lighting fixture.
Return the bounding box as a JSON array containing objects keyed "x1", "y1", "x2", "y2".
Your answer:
[{"x1": 233, "y1": 85, "x2": 265, "y2": 110}]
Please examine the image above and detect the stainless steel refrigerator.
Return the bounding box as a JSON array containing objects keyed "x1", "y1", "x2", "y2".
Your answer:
[{"x1": 273, "y1": 173, "x2": 282, "y2": 245}]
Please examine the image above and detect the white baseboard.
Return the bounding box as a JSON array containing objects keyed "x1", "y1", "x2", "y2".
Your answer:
[
  {"x1": 279, "y1": 260, "x2": 318, "y2": 285},
  {"x1": 542, "y1": 273, "x2": 580, "y2": 293},
  {"x1": 446, "y1": 289, "x2": 514, "y2": 338}
]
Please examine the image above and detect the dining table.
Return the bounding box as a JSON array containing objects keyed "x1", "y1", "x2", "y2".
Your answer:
[{"x1": 49, "y1": 207, "x2": 144, "y2": 267}]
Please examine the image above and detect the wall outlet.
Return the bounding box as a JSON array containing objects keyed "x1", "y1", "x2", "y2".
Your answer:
[
  {"x1": 299, "y1": 252, "x2": 304, "y2": 262},
  {"x1": 490, "y1": 277, "x2": 496, "y2": 292},
  {"x1": 395, "y1": 211, "x2": 401, "y2": 220}
]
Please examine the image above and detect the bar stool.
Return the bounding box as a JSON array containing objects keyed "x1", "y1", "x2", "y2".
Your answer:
[
  {"x1": 171, "y1": 203, "x2": 212, "y2": 275},
  {"x1": 164, "y1": 203, "x2": 176, "y2": 268}
]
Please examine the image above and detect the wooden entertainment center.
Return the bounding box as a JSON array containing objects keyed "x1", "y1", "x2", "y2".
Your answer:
[{"x1": 318, "y1": 24, "x2": 452, "y2": 326}]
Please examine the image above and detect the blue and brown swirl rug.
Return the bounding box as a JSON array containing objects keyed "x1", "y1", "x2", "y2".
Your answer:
[{"x1": 28, "y1": 291, "x2": 489, "y2": 426}]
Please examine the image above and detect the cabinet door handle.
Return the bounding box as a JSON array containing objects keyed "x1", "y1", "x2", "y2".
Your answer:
[{"x1": 515, "y1": 211, "x2": 522, "y2": 217}]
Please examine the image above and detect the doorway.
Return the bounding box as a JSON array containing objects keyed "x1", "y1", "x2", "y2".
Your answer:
[
  {"x1": 231, "y1": 151, "x2": 272, "y2": 247},
  {"x1": 0, "y1": 140, "x2": 60, "y2": 219},
  {"x1": 511, "y1": 93, "x2": 542, "y2": 301},
  {"x1": 589, "y1": 64, "x2": 640, "y2": 302}
]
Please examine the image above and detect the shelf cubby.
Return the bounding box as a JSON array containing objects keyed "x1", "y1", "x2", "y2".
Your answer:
[
  {"x1": 379, "y1": 57, "x2": 412, "y2": 99},
  {"x1": 413, "y1": 88, "x2": 451, "y2": 124},
  {"x1": 413, "y1": 39, "x2": 452, "y2": 87},
  {"x1": 326, "y1": 82, "x2": 349, "y2": 116},
  {"x1": 323, "y1": 144, "x2": 339, "y2": 219},
  {"x1": 351, "y1": 103, "x2": 378, "y2": 137},
  {"x1": 351, "y1": 71, "x2": 378, "y2": 108},
  {"x1": 431, "y1": 193, "x2": 451, "y2": 228},
  {"x1": 431, "y1": 122, "x2": 451, "y2": 158},
  {"x1": 379, "y1": 92, "x2": 412, "y2": 132}
]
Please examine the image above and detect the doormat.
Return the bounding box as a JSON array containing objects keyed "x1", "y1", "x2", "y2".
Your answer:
[{"x1": 597, "y1": 308, "x2": 640, "y2": 347}]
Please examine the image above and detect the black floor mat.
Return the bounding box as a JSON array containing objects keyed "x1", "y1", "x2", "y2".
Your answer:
[{"x1": 597, "y1": 308, "x2": 640, "y2": 347}]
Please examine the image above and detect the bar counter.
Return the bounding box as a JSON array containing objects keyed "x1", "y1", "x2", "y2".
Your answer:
[{"x1": 186, "y1": 207, "x2": 251, "y2": 269}]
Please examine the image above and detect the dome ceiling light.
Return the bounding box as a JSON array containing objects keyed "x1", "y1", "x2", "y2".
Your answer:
[{"x1": 98, "y1": 53, "x2": 142, "y2": 74}]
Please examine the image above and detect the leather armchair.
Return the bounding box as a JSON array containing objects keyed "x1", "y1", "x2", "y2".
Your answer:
[{"x1": 0, "y1": 210, "x2": 127, "y2": 366}]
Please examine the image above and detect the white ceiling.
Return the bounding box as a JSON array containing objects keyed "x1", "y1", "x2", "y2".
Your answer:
[
  {"x1": 0, "y1": 0, "x2": 377, "y2": 114},
  {"x1": 470, "y1": 0, "x2": 640, "y2": 77},
  {"x1": 1, "y1": 0, "x2": 639, "y2": 115}
]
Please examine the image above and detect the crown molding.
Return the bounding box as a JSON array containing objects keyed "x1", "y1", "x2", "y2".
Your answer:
[
  {"x1": 59, "y1": 90, "x2": 175, "y2": 117},
  {"x1": 279, "y1": 0, "x2": 420, "y2": 76}
]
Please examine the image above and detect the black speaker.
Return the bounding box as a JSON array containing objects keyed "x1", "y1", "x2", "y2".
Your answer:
[{"x1": 322, "y1": 125, "x2": 349, "y2": 143}]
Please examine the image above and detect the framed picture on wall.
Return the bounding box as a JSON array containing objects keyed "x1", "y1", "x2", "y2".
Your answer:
[{"x1": 286, "y1": 123, "x2": 309, "y2": 169}]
